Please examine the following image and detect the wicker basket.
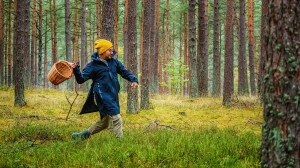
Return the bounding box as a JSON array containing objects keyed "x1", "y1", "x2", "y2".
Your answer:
[{"x1": 47, "y1": 60, "x2": 73, "y2": 85}]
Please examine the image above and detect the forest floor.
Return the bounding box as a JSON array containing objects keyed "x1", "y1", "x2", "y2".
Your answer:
[{"x1": 0, "y1": 87, "x2": 262, "y2": 167}]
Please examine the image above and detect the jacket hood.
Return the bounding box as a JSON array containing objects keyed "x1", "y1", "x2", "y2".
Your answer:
[{"x1": 91, "y1": 51, "x2": 117, "y2": 63}]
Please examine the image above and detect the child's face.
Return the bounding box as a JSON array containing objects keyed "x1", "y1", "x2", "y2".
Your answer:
[{"x1": 101, "y1": 48, "x2": 114, "y2": 60}]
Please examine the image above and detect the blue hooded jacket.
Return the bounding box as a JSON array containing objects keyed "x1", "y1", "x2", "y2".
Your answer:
[{"x1": 73, "y1": 52, "x2": 138, "y2": 117}]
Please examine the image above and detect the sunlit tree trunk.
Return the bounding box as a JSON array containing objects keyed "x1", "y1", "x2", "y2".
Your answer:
[
  {"x1": 261, "y1": 1, "x2": 300, "y2": 167},
  {"x1": 188, "y1": 0, "x2": 198, "y2": 98},
  {"x1": 247, "y1": 0, "x2": 256, "y2": 95},
  {"x1": 126, "y1": 0, "x2": 138, "y2": 114},
  {"x1": 14, "y1": 0, "x2": 30, "y2": 106},
  {"x1": 223, "y1": 0, "x2": 234, "y2": 105}
]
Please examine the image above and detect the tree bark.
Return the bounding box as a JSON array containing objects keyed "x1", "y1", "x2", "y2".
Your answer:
[
  {"x1": 126, "y1": 0, "x2": 138, "y2": 114},
  {"x1": 44, "y1": 14, "x2": 48, "y2": 89},
  {"x1": 258, "y1": 0, "x2": 267, "y2": 95},
  {"x1": 183, "y1": 12, "x2": 189, "y2": 96},
  {"x1": 31, "y1": 0, "x2": 37, "y2": 86},
  {"x1": 72, "y1": 0, "x2": 80, "y2": 91},
  {"x1": 149, "y1": 0, "x2": 156, "y2": 93},
  {"x1": 13, "y1": 0, "x2": 30, "y2": 106},
  {"x1": 261, "y1": 1, "x2": 300, "y2": 167},
  {"x1": 0, "y1": 0, "x2": 4, "y2": 86},
  {"x1": 65, "y1": 0, "x2": 72, "y2": 89},
  {"x1": 102, "y1": 0, "x2": 115, "y2": 43},
  {"x1": 114, "y1": 0, "x2": 119, "y2": 58},
  {"x1": 80, "y1": 0, "x2": 88, "y2": 91},
  {"x1": 238, "y1": 0, "x2": 249, "y2": 95},
  {"x1": 37, "y1": 0, "x2": 43, "y2": 85},
  {"x1": 197, "y1": 0, "x2": 209, "y2": 96},
  {"x1": 223, "y1": 0, "x2": 234, "y2": 105},
  {"x1": 140, "y1": 0, "x2": 151, "y2": 109},
  {"x1": 212, "y1": 0, "x2": 220, "y2": 96},
  {"x1": 96, "y1": 0, "x2": 102, "y2": 38},
  {"x1": 153, "y1": 0, "x2": 160, "y2": 93},
  {"x1": 247, "y1": 0, "x2": 256, "y2": 95},
  {"x1": 7, "y1": 0, "x2": 12, "y2": 87},
  {"x1": 188, "y1": 0, "x2": 198, "y2": 98},
  {"x1": 163, "y1": 0, "x2": 170, "y2": 94}
]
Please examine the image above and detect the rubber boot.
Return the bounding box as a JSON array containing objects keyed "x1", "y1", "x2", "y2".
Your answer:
[{"x1": 71, "y1": 130, "x2": 90, "y2": 140}]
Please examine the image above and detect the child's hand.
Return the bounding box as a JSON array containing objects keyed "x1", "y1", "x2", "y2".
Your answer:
[
  {"x1": 68, "y1": 62, "x2": 78, "y2": 68},
  {"x1": 130, "y1": 82, "x2": 138, "y2": 89}
]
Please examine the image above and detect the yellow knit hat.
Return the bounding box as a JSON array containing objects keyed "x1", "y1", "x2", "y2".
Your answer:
[{"x1": 94, "y1": 39, "x2": 113, "y2": 54}]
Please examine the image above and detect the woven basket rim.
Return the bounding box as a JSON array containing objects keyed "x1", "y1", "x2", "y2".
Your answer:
[{"x1": 54, "y1": 60, "x2": 73, "y2": 79}]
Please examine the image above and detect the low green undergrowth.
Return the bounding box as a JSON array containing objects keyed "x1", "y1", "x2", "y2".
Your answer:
[{"x1": 0, "y1": 88, "x2": 262, "y2": 167}]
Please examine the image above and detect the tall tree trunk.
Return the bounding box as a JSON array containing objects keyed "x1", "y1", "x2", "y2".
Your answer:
[
  {"x1": 258, "y1": 0, "x2": 267, "y2": 95},
  {"x1": 102, "y1": 0, "x2": 115, "y2": 43},
  {"x1": 179, "y1": 14, "x2": 183, "y2": 96},
  {"x1": 89, "y1": 7, "x2": 93, "y2": 55},
  {"x1": 149, "y1": 0, "x2": 156, "y2": 93},
  {"x1": 14, "y1": 0, "x2": 30, "y2": 106},
  {"x1": 37, "y1": 0, "x2": 43, "y2": 86},
  {"x1": 73, "y1": 0, "x2": 80, "y2": 91},
  {"x1": 237, "y1": 0, "x2": 249, "y2": 95},
  {"x1": 188, "y1": 0, "x2": 198, "y2": 98},
  {"x1": 223, "y1": 0, "x2": 234, "y2": 105},
  {"x1": 247, "y1": 0, "x2": 256, "y2": 95},
  {"x1": 0, "y1": 0, "x2": 4, "y2": 86},
  {"x1": 65, "y1": 0, "x2": 72, "y2": 89},
  {"x1": 261, "y1": 1, "x2": 300, "y2": 167},
  {"x1": 153, "y1": 0, "x2": 160, "y2": 93},
  {"x1": 140, "y1": 0, "x2": 151, "y2": 109},
  {"x1": 163, "y1": 0, "x2": 170, "y2": 94},
  {"x1": 197, "y1": 0, "x2": 208, "y2": 96},
  {"x1": 126, "y1": 0, "x2": 138, "y2": 114},
  {"x1": 212, "y1": 0, "x2": 221, "y2": 96},
  {"x1": 96, "y1": 0, "x2": 102, "y2": 38},
  {"x1": 7, "y1": 0, "x2": 12, "y2": 87},
  {"x1": 139, "y1": 4, "x2": 143, "y2": 80},
  {"x1": 44, "y1": 14, "x2": 48, "y2": 89},
  {"x1": 50, "y1": 0, "x2": 57, "y2": 89},
  {"x1": 184, "y1": 12, "x2": 189, "y2": 96},
  {"x1": 31, "y1": 0, "x2": 37, "y2": 86},
  {"x1": 212, "y1": 0, "x2": 220, "y2": 96},
  {"x1": 114, "y1": 0, "x2": 119, "y2": 58},
  {"x1": 81, "y1": 0, "x2": 88, "y2": 91}
]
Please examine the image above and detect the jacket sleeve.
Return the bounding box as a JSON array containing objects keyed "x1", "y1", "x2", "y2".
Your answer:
[
  {"x1": 73, "y1": 63, "x2": 93, "y2": 84},
  {"x1": 116, "y1": 59, "x2": 138, "y2": 83}
]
